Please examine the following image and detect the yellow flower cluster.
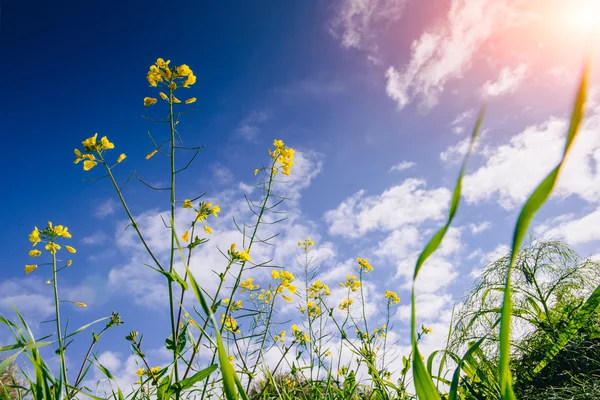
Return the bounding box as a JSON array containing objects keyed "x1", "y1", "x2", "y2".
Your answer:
[
  {"x1": 229, "y1": 243, "x2": 251, "y2": 262},
  {"x1": 268, "y1": 139, "x2": 295, "y2": 176},
  {"x1": 298, "y1": 237, "x2": 315, "y2": 252},
  {"x1": 291, "y1": 324, "x2": 310, "y2": 345},
  {"x1": 307, "y1": 280, "x2": 331, "y2": 299},
  {"x1": 134, "y1": 366, "x2": 161, "y2": 384},
  {"x1": 145, "y1": 58, "x2": 196, "y2": 90},
  {"x1": 340, "y1": 275, "x2": 361, "y2": 292},
  {"x1": 26, "y1": 222, "x2": 75, "y2": 274},
  {"x1": 338, "y1": 298, "x2": 353, "y2": 311},
  {"x1": 384, "y1": 290, "x2": 400, "y2": 305},
  {"x1": 222, "y1": 298, "x2": 243, "y2": 311},
  {"x1": 271, "y1": 270, "x2": 297, "y2": 302},
  {"x1": 255, "y1": 289, "x2": 274, "y2": 304},
  {"x1": 306, "y1": 301, "x2": 321, "y2": 318},
  {"x1": 273, "y1": 330, "x2": 286, "y2": 343},
  {"x1": 74, "y1": 133, "x2": 123, "y2": 171},
  {"x1": 240, "y1": 278, "x2": 259, "y2": 292},
  {"x1": 182, "y1": 200, "x2": 220, "y2": 221},
  {"x1": 357, "y1": 257, "x2": 373, "y2": 272},
  {"x1": 221, "y1": 314, "x2": 240, "y2": 333},
  {"x1": 373, "y1": 325, "x2": 387, "y2": 338}
]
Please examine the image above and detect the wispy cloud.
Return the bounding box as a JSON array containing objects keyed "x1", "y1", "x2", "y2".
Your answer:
[
  {"x1": 329, "y1": 0, "x2": 408, "y2": 56},
  {"x1": 388, "y1": 161, "x2": 416, "y2": 173},
  {"x1": 385, "y1": 0, "x2": 529, "y2": 110},
  {"x1": 94, "y1": 198, "x2": 117, "y2": 219},
  {"x1": 236, "y1": 111, "x2": 270, "y2": 142},
  {"x1": 274, "y1": 78, "x2": 345, "y2": 96},
  {"x1": 82, "y1": 230, "x2": 109, "y2": 245},
  {"x1": 481, "y1": 64, "x2": 528, "y2": 97}
]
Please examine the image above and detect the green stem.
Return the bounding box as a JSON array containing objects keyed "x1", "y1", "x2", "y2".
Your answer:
[
  {"x1": 168, "y1": 88, "x2": 179, "y2": 385},
  {"x1": 52, "y1": 252, "x2": 69, "y2": 393}
]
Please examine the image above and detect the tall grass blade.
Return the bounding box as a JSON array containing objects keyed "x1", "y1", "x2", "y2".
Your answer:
[
  {"x1": 173, "y1": 222, "x2": 248, "y2": 400},
  {"x1": 498, "y1": 61, "x2": 589, "y2": 400},
  {"x1": 411, "y1": 108, "x2": 485, "y2": 399}
]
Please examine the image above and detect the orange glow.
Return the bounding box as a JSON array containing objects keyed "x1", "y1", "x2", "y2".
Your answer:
[{"x1": 561, "y1": 0, "x2": 600, "y2": 36}]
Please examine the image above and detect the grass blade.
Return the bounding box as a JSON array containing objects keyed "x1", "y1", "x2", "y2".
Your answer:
[
  {"x1": 498, "y1": 61, "x2": 589, "y2": 400},
  {"x1": 411, "y1": 108, "x2": 485, "y2": 399}
]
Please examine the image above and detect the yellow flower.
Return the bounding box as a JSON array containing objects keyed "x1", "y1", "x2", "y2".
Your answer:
[
  {"x1": 45, "y1": 242, "x2": 61, "y2": 254},
  {"x1": 73, "y1": 302, "x2": 87, "y2": 308},
  {"x1": 82, "y1": 133, "x2": 98, "y2": 151},
  {"x1": 254, "y1": 169, "x2": 261, "y2": 175},
  {"x1": 182, "y1": 231, "x2": 190, "y2": 242},
  {"x1": 384, "y1": 290, "x2": 400, "y2": 305},
  {"x1": 29, "y1": 227, "x2": 40, "y2": 246},
  {"x1": 136, "y1": 368, "x2": 144, "y2": 377},
  {"x1": 292, "y1": 324, "x2": 299, "y2": 332},
  {"x1": 83, "y1": 159, "x2": 97, "y2": 171},
  {"x1": 357, "y1": 257, "x2": 373, "y2": 272},
  {"x1": 66, "y1": 260, "x2": 73, "y2": 267},
  {"x1": 183, "y1": 74, "x2": 197, "y2": 87},
  {"x1": 168, "y1": 82, "x2": 177, "y2": 90},
  {"x1": 100, "y1": 136, "x2": 114, "y2": 150},
  {"x1": 25, "y1": 265, "x2": 37, "y2": 274},
  {"x1": 185, "y1": 97, "x2": 197, "y2": 104},
  {"x1": 156, "y1": 58, "x2": 170, "y2": 68},
  {"x1": 117, "y1": 153, "x2": 127, "y2": 163},
  {"x1": 238, "y1": 249, "x2": 251, "y2": 262},
  {"x1": 422, "y1": 325, "x2": 432, "y2": 334},
  {"x1": 146, "y1": 149, "x2": 158, "y2": 159},
  {"x1": 150, "y1": 366, "x2": 161, "y2": 373},
  {"x1": 172, "y1": 96, "x2": 181, "y2": 104},
  {"x1": 271, "y1": 270, "x2": 280, "y2": 279},
  {"x1": 144, "y1": 97, "x2": 157, "y2": 106},
  {"x1": 159, "y1": 92, "x2": 168, "y2": 100},
  {"x1": 182, "y1": 199, "x2": 193, "y2": 208},
  {"x1": 204, "y1": 225, "x2": 213, "y2": 235},
  {"x1": 212, "y1": 204, "x2": 220, "y2": 217},
  {"x1": 177, "y1": 64, "x2": 192, "y2": 76},
  {"x1": 46, "y1": 280, "x2": 51, "y2": 285},
  {"x1": 54, "y1": 225, "x2": 71, "y2": 238},
  {"x1": 29, "y1": 249, "x2": 41, "y2": 257},
  {"x1": 65, "y1": 246, "x2": 76, "y2": 254}
]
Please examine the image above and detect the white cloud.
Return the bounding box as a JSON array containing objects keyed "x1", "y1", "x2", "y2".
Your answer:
[
  {"x1": 389, "y1": 161, "x2": 416, "y2": 173},
  {"x1": 94, "y1": 198, "x2": 117, "y2": 219},
  {"x1": 463, "y1": 111, "x2": 600, "y2": 209},
  {"x1": 324, "y1": 179, "x2": 450, "y2": 239},
  {"x1": 536, "y1": 207, "x2": 600, "y2": 245},
  {"x1": 329, "y1": 0, "x2": 408, "y2": 52},
  {"x1": 481, "y1": 64, "x2": 528, "y2": 97},
  {"x1": 236, "y1": 111, "x2": 270, "y2": 142},
  {"x1": 440, "y1": 136, "x2": 477, "y2": 165},
  {"x1": 82, "y1": 230, "x2": 109, "y2": 245},
  {"x1": 469, "y1": 221, "x2": 491, "y2": 234},
  {"x1": 385, "y1": 0, "x2": 528, "y2": 109},
  {"x1": 211, "y1": 163, "x2": 234, "y2": 185},
  {"x1": 274, "y1": 78, "x2": 345, "y2": 96}
]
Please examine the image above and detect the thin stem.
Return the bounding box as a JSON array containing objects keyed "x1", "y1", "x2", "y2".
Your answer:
[
  {"x1": 99, "y1": 156, "x2": 164, "y2": 272},
  {"x1": 168, "y1": 88, "x2": 179, "y2": 385},
  {"x1": 52, "y1": 252, "x2": 69, "y2": 393},
  {"x1": 70, "y1": 326, "x2": 108, "y2": 397}
]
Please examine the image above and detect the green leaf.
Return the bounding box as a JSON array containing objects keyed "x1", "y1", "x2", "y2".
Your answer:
[
  {"x1": 64, "y1": 316, "x2": 110, "y2": 339},
  {"x1": 410, "y1": 108, "x2": 485, "y2": 400},
  {"x1": 498, "y1": 61, "x2": 589, "y2": 400},
  {"x1": 172, "y1": 221, "x2": 244, "y2": 400},
  {"x1": 172, "y1": 364, "x2": 218, "y2": 392},
  {"x1": 165, "y1": 324, "x2": 187, "y2": 353},
  {"x1": 157, "y1": 375, "x2": 172, "y2": 400}
]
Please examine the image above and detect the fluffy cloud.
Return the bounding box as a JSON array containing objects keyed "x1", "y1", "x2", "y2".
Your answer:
[
  {"x1": 481, "y1": 64, "x2": 528, "y2": 97},
  {"x1": 385, "y1": 0, "x2": 527, "y2": 109},
  {"x1": 94, "y1": 198, "x2": 117, "y2": 219},
  {"x1": 536, "y1": 207, "x2": 600, "y2": 245},
  {"x1": 469, "y1": 221, "x2": 491, "y2": 234},
  {"x1": 463, "y1": 110, "x2": 600, "y2": 209},
  {"x1": 324, "y1": 179, "x2": 450, "y2": 238}
]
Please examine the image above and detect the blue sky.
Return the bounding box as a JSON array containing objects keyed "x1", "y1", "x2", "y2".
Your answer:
[{"x1": 2, "y1": 0, "x2": 600, "y2": 389}]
